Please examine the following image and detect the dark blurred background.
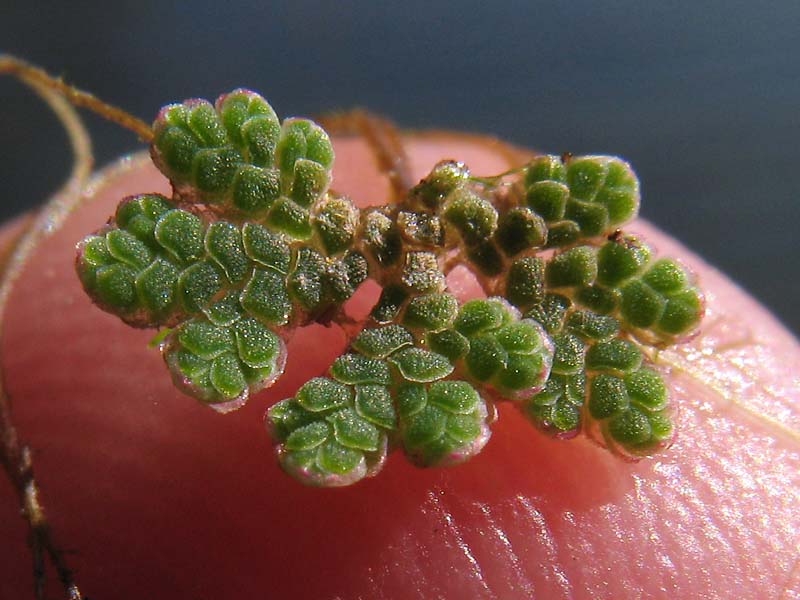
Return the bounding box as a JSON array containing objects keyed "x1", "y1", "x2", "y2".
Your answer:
[{"x1": 1, "y1": 1, "x2": 798, "y2": 334}]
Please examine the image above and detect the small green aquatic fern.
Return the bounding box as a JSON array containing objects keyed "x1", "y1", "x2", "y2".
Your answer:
[{"x1": 76, "y1": 89, "x2": 704, "y2": 486}]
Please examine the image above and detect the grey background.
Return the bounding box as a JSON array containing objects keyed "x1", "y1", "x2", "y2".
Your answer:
[{"x1": 1, "y1": 1, "x2": 798, "y2": 334}]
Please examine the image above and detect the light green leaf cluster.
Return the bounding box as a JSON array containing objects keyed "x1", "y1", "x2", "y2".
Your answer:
[
  {"x1": 267, "y1": 323, "x2": 492, "y2": 484},
  {"x1": 152, "y1": 89, "x2": 333, "y2": 235}
]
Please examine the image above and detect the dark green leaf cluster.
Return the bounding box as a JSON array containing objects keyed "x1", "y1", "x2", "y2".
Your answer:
[
  {"x1": 76, "y1": 88, "x2": 706, "y2": 486},
  {"x1": 518, "y1": 291, "x2": 668, "y2": 453},
  {"x1": 542, "y1": 235, "x2": 704, "y2": 344},
  {"x1": 585, "y1": 340, "x2": 672, "y2": 455},
  {"x1": 411, "y1": 160, "x2": 549, "y2": 277},
  {"x1": 437, "y1": 298, "x2": 553, "y2": 398},
  {"x1": 524, "y1": 154, "x2": 639, "y2": 247}
]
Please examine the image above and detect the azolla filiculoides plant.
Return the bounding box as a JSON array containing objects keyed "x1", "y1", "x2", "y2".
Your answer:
[{"x1": 71, "y1": 88, "x2": 705, "y2": 487}]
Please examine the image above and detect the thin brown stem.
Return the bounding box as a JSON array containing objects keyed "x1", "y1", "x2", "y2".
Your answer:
[
  {"x1": 318, "y1": 109, "x2": 415, "y2": 201},
  {"x1": 1, "y1": 54, "x2": 153, "y2": 142},
  {"x1": 0, "y1": 62, "x2": 93, "y2": 599}
]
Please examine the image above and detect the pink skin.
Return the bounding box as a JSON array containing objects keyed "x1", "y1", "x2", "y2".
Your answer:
[{"x1": 0, "y1": 133, "x2": 799, "y2": 599}]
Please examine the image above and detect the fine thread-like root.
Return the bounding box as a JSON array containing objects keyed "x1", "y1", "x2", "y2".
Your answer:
[
  {"x1": 1, "y1": 54, "x2": 153, "y2": 142},
  {"x1": 318, "y1": 109, "x2": 415, "y2": 201},
  {"x1": 0, "y1": 59, "x2": 94, "y2": 600}
]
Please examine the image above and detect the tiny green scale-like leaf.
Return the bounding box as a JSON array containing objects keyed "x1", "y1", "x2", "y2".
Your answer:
[
  {"x1": 155, "y1": 210, "x2": 205, "y2": 265},
  {"x1": 642, "y1": 258, "x2": 688, "y2": 294},
  {"x1": 546, "y1": 246, "x2": 597, "y2": 288},
  {"x1": 234, "y1": 317, "x2": 282, "y2": 368},
  {"x1": 312, "y1": 196, "x2": 359, "y2": 255},
  {"x1": 589, "y1": 374, "x2": 629, "y2": 419},
  {"x1": 136, "y1": 259, "x2": 180, "y2": 317},
  {"x1": 524, "y1": 154, "x2": 567, "y2": 186},
  {"x1": 525, "y1": 293, "x2": 572, "y2": 334},
  {"x1": 178, "y1": 320, "x2": 235, "y2": 360},
  {"x1": 291, "y1": 159, "x2": 331, "y2": 208},
  {"x1": 524, "y1": 372, "x2": 585, "y2": 436},
  {"x1": 285, "y1": 421, "x2": 331, "y2": 452},
  {"x1": 331, "y1": 354, "x2": 392, "y2": 385},
  {"x1": 551, "y1": 333, "x2": 585, "y2": 375},
  {"x1": 411, "y1": 160, "x2": 470, "y2": 209},
  {"x1": 177, "y1": 260, "x2": 223, "y2": 314},
  {"x1": 442, "y1": 188, "x2": 498, "y2": 246},
  {"x1": 389, "y1": 348, "x2": 454, "y2": 383},
  {"x1": 106, "y1": 229, "x2": 154, "y2": 270},
  {"x1": 426, "y1": 329, "x2": 470, "y2": 361},
  {"x1": 625, "y1": 368, "x2": 668, "y2": 411},
  {"x1": 209, "y1": 352, "x2": 248, "y2": 398},
  {"x1": 329, "y1": 409, "x2": 381, "y2": 451},
  {"x1": 287, "y1": 247, "x2": 324, "y2": 310},
  {"x1": 658, "y1": 288, "x2": 703, "y2": 336},
  {"x1": 205, "y1": 222, "x2": 249, "y2": 284},
  {"x1": 465, "y1": 335, "x2": 507, "y2": 381},
  {"x1": 267, "y1": 197, "x2": 312, "y2": 240},
  {"x1": 597, "y1": 236, "x2": 651, "y2": 288},
  {"x1": 352, "y1": 325, "x2": 414, "y2": 359},
  {"x1": 94, "y1": 263, "x2": 137, "y2": 310},
  {"x1": 401, "y1": 252, "x2": 445, "y2": 293},
  {"x1": 585, "y1": 339, "x2": 643, "y2": 374},
  {"x1": 454, "y1": 298, "x2": 510, "y2": 337},
  {"x1": 240, "y1": 268, "x2": 292, "y2": 325},
  {"x1": 115, "y1": 194, "x2": 174, "y2": 244},
  {"x1": 232, "y1": 165, "x2": 281, "y2": 214},
  {"x1": 354, "y1": 385, "x2": 397, "y2": 429},
  {"x1": 402, "y1": 293, "x2": 459, "y2": 331},
  {"x1": 620, "y1": 280, "x2": 667, "y2": 328},
  {"x1": 576, "y1": 284, "x2": 619, "y2": 315},
  {"x1": 295, "y1": 377, "x2": 351, "y2": 412},
  {"x1": 505, "y1": 257, "x2": 545, "y2": 310},
  {"x1": 526, "y1": 181, "x2": 569, "y2": 223},
  {"x1": 241, "y1": 223, "x2": 291, "y2": 274}
]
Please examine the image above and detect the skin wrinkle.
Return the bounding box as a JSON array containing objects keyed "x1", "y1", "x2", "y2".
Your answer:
[
  {"x1": 514, "y1": 495, "x2": 572, "y2": 598},
  {"x1": 475, "y1": 501, "x2": 536, "y2": 597},
  {"x1": 421, "y1": 489, "x2": 495, "y2": 599}
]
